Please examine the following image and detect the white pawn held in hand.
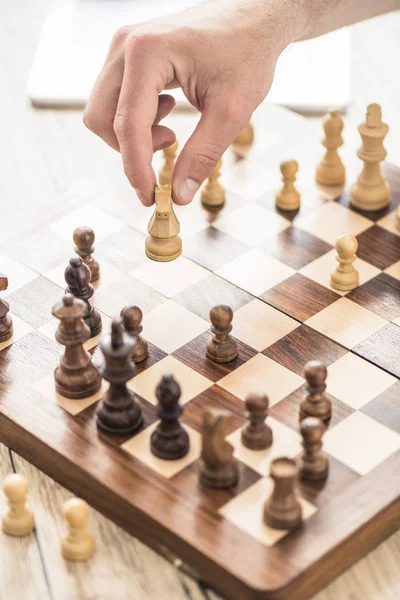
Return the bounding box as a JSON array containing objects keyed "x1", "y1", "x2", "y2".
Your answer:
[
  {"x1": 61, "y1": 498, "x2": 94, "y2": 561},
  {"x1": 2, "y1": 474, "x2": 35, "y2": 536},
  {"x1": 330, "y1": 234, "x2": 359, "y2": 291}
]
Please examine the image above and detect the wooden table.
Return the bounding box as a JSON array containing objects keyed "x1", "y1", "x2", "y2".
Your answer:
[{"x1": 1, "y1": 2, "x2": 400, "y2": 598}]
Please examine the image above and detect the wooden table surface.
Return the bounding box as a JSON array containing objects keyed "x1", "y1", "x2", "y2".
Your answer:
[{"x1": 1, "y1": 2, "x2": 400, "y2": 598}]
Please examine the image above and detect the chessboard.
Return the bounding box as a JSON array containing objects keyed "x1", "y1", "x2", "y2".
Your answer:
[{"x1": 0, "y1": 104, "x2": 399, "y2": 600}]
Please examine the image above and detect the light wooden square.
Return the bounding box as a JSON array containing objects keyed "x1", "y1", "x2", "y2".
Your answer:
[
  {"x1": 324, "y1": 412, "x2": 400, "y2": 475},
  {"x1": 128, "y1": 355, "x2": 213, "y2": 405},
  {"x1": 300, "y1": 249, "x2": 381, "y2": 296},
  {"x1": 219, "y1": 477, "x2": 317, "y2": 546},
  {"x1": 49, "y1": 204, "x2": 125, "y2": 242},
  {"x1": 377, "y1": 211, "x2": 400, "y2": 237},
  {"x1": 327, "y1": 353, "x2": 397, "y2": 410},
  {"x1": 38, "y1": 312, "x2": 113, "y2": 351},
  {"x1": 296, "y1": 202, "x2": 373, "y2": 245},
  {"x1": 305, "y1": 297, "x2": 388, "y2": 349},
  {"x1": 142, "y1": 301, "x2": 209, "y2": 354},
  {"x1": 385, "y1": 261, "x2": 400, "y2": 281},
  {"x1": 213, "y1": 203, "x2": 290, "y2": 246},
  {"x1": 0, "y1": 253, "x2": 38, "y2": 296},
  {"x1": 233, "y1": 299, "x2": 299, "y2": 351},
  {"x1": 216, "y1": 250, "x2": 295, "y2": 296},
  {"x1": 221, "y1": 157, "x2": 281, "y2": 200},
  {"x1": 393, "y1": 316, "x2": 400, "y2": 326},
  {"x1": 130, "y1": 256, "x2": 209, "y2": 298},
  {"x1": 218, "y1": 354, "x2": 303, "y2": 405},
  {"x1": 122, "y1": 422, "x2": 201, "y2": 479},
  {"x1": 0, "y1": 315, "x2": 34, "y2": 352},
  {"x1": 228, "y1": 418, "x2": 301, "y2": 476},
  {"x1": 33, "y1": 373, "x2": 106, "y2": 416}
]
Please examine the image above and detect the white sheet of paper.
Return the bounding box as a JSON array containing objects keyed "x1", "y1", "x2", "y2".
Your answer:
[{"x1": 27, "y1": 0, "x2": 351, "y2": 112}]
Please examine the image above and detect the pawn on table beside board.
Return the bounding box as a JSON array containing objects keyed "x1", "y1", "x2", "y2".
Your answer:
[
  {"x1": 264, "y1": 457, "x2": 302, "y2": 530},
  {"x1": 200, "y1": 408, "x2": 238, "y2": 489},
  {"x1": 241, "y1": 393, "x2": 273, "y2": 450},
  {"x1": 2, "y1": 474, "x2": 35, "y2": 536},
  {"x1": 151, "y1": 374, "x2": 189, "y2": 460},
  {"x1": 121, "y1": 305, "x2": 148, "y2": 363},
  {"x1": 0, "y1": 273, "x2": 13, "y2": 343},
  {"x1": 53, "y1": 295, "x2": 101, "y2": 399},
  {"x1": 61, "y1": 498, "x2": 94, "y2": 561},
  {"x1": 145, "y1": 184, "x2": 182, "y2": 262},
  {"x1": 330, "y1": 234, "x2": 359, "y2": 291},
  {"x1": 96, "y1": 319, "x2": 143, "y2": 436},
  {"x1": 300, "y1": 417, "x2": 329, "y2": 482},
  {"x1": 158, "y1": 140, "x2": 178, "y2": 186},
  {"x1": 201, "y1": 159, "x2": 225, "y2": 208},
  {"x1": 315, "y1": 110, "x2": 345, "y2": 186},
  {"x1": 65, "y1": 257, "x2": 102, "y2": 337},
  {"x1": 206, "y1": 305, "x2": 238, "y2": 363},
  {"x1": 350, "y1": 103, "x2": 391, "y2": 211},
  {"x1": 73, "y1": 226, "x2": 100, "y2": 283},
  {"x1": 300, "y1": 360, "x2": 331, "y2": 424},
  {"x1": 275, "y1": 160, "x2": 301, "y2": 211}
]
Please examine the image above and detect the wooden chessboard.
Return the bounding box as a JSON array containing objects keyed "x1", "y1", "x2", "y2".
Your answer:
[{"x1": 0, "y1": 105, "x2": 399, "y2": 600}]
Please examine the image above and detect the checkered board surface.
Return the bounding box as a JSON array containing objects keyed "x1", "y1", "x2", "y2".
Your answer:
[{"x1": 0, "y1": 105, "x2": 399, "y2": 600}]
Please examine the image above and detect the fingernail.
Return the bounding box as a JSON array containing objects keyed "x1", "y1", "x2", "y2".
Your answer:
[{"x1": 177, "y1": 178, "x2": 199, "y2": 204}]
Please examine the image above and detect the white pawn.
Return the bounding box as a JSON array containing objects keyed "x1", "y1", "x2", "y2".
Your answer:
[
  {"x1": 201, "y1": 159, "x2": 225, "y2": 208},
  {"x1": 275, "y1": 160, "x2": 301, "y2": 211},
  {"x1": 330, "y1": 234, "x2": 359, "y2": 291},
  {"x1": 2, "y1": 474, "x2": 35, "y2": 536},
  {"x1": 61, "y1": 498, "x2": 94, "y2": 561}
]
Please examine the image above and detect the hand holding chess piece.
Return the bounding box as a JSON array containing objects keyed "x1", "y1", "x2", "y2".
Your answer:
[
  {"x1": 315, "y1": 110, "x2": 345, "y2": 187},
  {"x1": 330, "y1": 234, "x2": 359, "y2": 291},
  {"x1": 145, "y1": 185, "x2": 182, "y2": 262},
  {"x1": 206, "y1": 305, "x2": 238, "y2": 363},
  {"x1": 300, "y1": 361, "x2": 331, "y2": 424},
  {"x1": 2, "y1": 474, "x2": 35, "y2": 536},
  {"x1": 73, "y1": 226, "x2": 100, "y2": 283},
  {"x1": 61, "y1": 498, "x2": 94, "y2": 561},
  {"x1": 158, "y1": 140, "x2": 178, "y2": 185},
  {"x1": 264, "y1": 457, "x2": 302, "y2": 530},
  {"x1": 275, "y1": 160, "x2": 301, "y2": 211}
]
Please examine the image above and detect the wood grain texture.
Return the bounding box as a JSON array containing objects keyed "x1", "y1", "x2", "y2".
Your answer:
[
  {"x1": 354, "y1": 323, "x2": 400, "y2": 378},
  {"x1": 259, "y1": 227, "x2": 333, "y2": 270}
]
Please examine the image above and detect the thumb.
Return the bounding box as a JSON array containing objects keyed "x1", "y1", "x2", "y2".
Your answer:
[{"x1": 171, "y1": 100, "x2": 248, "y2": 205}]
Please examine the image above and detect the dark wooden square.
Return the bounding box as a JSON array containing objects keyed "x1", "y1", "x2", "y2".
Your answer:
[
  {"x1": 183, "y1": 226, "x2": 249, "y2": 271},
  {"x1": 259, "y1": 227, "x2": 333, "y2": 270},
  {"x1": 354, "y1": 323, "x2": 400, "y2": 378},
  {"x1": 347, "y1": 273, "x2": 400, "y2": 321},
  {"x1": 183, "y1": 385, "x2": 245, "y2": 433},
  {"x1": 299, "y1": 457, "x2": 360, "y2": 509},
  {"x1": 173, "y1": 331, "x2": 257, "y2": 382},
  {"x1": 262, "y1": 325, "x2": 347, "y2": 377},
  {"x1": 173, "y1": 273, "x2": 252, "y2": 321},
  {"x1": 362, "y1": 381, "x2": 400, "y2": 434},
  {"x1": 356, "y1": 226, "x2": 400, "y2": 269},
  {"x1": 261, "y1": 274, "x2": 341, "y2": 322},
  {"x1": 269, "y1": 384, "x2": 354, "y2": 432}
]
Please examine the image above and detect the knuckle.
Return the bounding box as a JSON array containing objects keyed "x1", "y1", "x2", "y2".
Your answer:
[
  {"x1": 125, "y1": 31, "x2": 156, "y2": 58},
  {"x1": 223, "y1": 99, "x2": 249, "y2": 130},
  {"x1": 112, "y1": 26, "x2": 131, "y2": 46},
  {"x1": 192, "y1": 144, "x2": 221, "y2": 172},
  {"x1": 113, "y1": 113, "x2": 130, "y2": 138}
]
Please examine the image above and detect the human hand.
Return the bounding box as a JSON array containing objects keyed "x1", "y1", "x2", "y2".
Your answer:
[{"x1": 83, "y1": 0, "x2": 299, "y2": 206}]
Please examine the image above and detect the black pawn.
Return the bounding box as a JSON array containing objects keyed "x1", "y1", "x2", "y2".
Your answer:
[
  {"x1": 65, "y1": 257, "x2": 102, "y2": 337},
  {"x1": 206, "y1": 305, "x2": 238, "y2": 363},
  {"x1": 151, "y1": 375, "x2": 189, "y2": 460},
  {"x1": 241, "y1": 393, "x2": 273, "y2": 450},
  {"x1": 121, "y1": 305, "x2": 148, "y2": 363}
]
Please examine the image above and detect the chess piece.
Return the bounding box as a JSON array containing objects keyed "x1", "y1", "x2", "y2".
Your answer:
[
  {"x1": 0, "y1": 273, "x2": 13, "y2": 343},
  {"x1": 201, "y1": 160, "x2": 225, "y2": 208},
  {"x1": 53, "y1": 295, "x2": 101, "y2": 399},
  {"x1": 350, "y1": 103, "x2": 391, "y2": 211},
  {"x1": 263, "y1": 457, "x2": 302, "y2": 530},
  {"x1": 96, "y1": 319, "x2": 143, "y2": 436},
  {"x1": 330, "y1": 234, "x2": 359, "y2": 291},
  {"x1": 73, "y1": 226, "x2": 100, "y2": 283},
  {"x1": 158, "y1": 140, "x2": 178, "y2": 185},
  {"x1": 121, "y1": 305, "x2": 148, "y2": 363},
  {"x1": 300, "y1": 417, "x2": 329, "y2": 482},
  {"x1": 151, "y1": 374, "x2": 189, "y2": 460},
  {"x1": 206, "y1": 305, "x2": 238, "y2": 363},
  {"x1": 241, "y1": 393, "x2": 273, "y2": 450},
  {"x1": 315, "y1": 110, "x2": 346, "y2": 186},
  {"x1": 65, "y1": 257, "x2": 102, "y2": 337},
  {"x1": 61, "y1": 498, "x2": 94, "y2": 561},
  {"x1": 231, "y1": 121, "x2": 254, "y2": 158},
  {"x1": 200, "y1": 409, "x2": 238, "y2": 489},
  {"x1": 300, "y1": 361, "x2": 331, "y2": 424},
  {"x1": 2, "y1": 474, "x2": 35, "y2": 536},
  {"x1": 275, "y1": 160, "x2": 301, "y2": 211},
  {"x1": 145, "y1": 184, "x2": 182, "y2": 262}
]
